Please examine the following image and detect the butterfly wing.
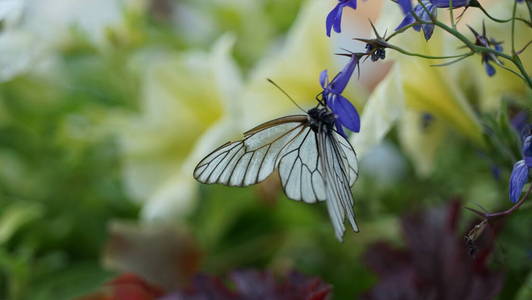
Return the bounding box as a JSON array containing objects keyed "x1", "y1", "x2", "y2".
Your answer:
[
  {"x1": 194, "y1": 113, "x2": 359, "y2": 241},
  {"x1": 277, "y1": 127, "x2": 326, "y2": 203},
  {"x1": 335, "y1": 131, "x2": 358, "y2": 186},
  {"x1": 193, "y1": 115, "x2": 308, "y2": 186},
  {"x1": 318, "y1": 127, "x2": 359, "y2": 241}
]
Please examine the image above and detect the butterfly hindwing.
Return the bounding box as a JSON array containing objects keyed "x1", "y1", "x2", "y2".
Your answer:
[
  {"x1": 278, "y1": 127, "x2": 327, "y2": 203},
  {"x1": 319, "y1": 128, "x2": 359, "y2": 241},
  {"x1": 334, "y1": 131, "x2": 359, "y2": 186}
]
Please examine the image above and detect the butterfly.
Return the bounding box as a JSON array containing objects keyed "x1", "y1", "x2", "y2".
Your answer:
[{"x1": 192, "y1": 86, "x2": 360, "y2": 241}]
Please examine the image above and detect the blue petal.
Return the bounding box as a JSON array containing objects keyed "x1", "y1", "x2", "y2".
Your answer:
[
  {"x1": 509, "y1": 160, "x2": 529, "y2": 203},
  {"x1": 398, "y1": 0, "x2": 413, "y2": 15},
  {"x1": 421, "y1": 23, "x2": 435, "y2": 40},
  {"x1": 320, "y1": 70, "x2": 328, "y2": 89},
  {"x1": 484, "y1": 61, "x2": 496, "y2": 76},
  {"x1": 432, "y1": 0, "x2": 470, "y2": 8},
  {"x1": 344, "y1": 0, "x2": 357, "y2": 10},
  {"x1": 490, "y1": 38, "x2": 503, "y2": 52},
  {"x1": 395, "y1": 13, "x2": 416, "y2": 31},
  {"x1": 417, "y1": 2, "x2": 436, "y2": 23},
  {"x1": 396, "y1": 1, "x2": 435, "y2": 36},
  {"x1": 328, "y1": 94, "x2": 361, "y2": 133},
  {"x1": 328, "y1": 55, "x2": 358, "y2": 94},
  {"x1": 523, "y1": 135, "x2": 532, "y2": 159},
  {"x1": 333, "y1": 3, "x2": 343, "y2": 33},
  {"x1": 526, "y1": 157, "x2": 532, "y2": 168},
  {"x1": 335, "y1": 119, "x2": 348, "y2": 138},
  {"x1": 326, "y1": 4, "x2": 341, "y2": 37}
]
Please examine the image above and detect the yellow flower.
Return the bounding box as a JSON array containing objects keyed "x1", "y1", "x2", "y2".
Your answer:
[{"x1": 120, "y1": 35, "x2": 243, "y2": 220}]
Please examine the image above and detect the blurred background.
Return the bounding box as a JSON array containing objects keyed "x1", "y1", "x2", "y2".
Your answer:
[{"x1": 0, "y1": 0, "x2": 530, "y2": 299}]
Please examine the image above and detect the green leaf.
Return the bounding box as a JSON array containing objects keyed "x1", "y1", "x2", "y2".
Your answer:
[{"x1": 0, "y1": 202, "x2": 43, "y2": 245}]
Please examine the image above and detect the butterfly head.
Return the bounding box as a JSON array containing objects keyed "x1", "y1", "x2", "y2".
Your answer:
[{"x1": 307, "y1": 106, "x2": 336, "y2": 133}]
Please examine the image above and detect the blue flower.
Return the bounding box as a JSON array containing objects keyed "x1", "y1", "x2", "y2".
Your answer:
[
  {"x1": 509, "y1": 134, "x2": 532, "y2": 203},
  {"x1": 467, "y1": 24, "x2": 503, "y2": 77},
  {"x1": 326, "y1": 0, "x2": 357, "y2": 37},
  {"x1": 395, "y1": 0, "x2": 471, "y2": 40},
  {"x1": 320, "y1": 54, "x2": 361, "y2": 137},
  {"x1": 397, "y1": 0, "x2": 413, "y2": 14},
  {"x1": 395, "y1": 0, "x2": 437, "y2": 40}
]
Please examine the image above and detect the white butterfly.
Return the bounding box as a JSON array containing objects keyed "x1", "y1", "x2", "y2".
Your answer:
[{"x1": 193, "y1": 101, "x2": 359, "y2": 241}]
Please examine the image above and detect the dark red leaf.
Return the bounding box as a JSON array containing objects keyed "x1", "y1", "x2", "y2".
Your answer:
[{"x1": 362, "y1": 201, "x2": 503, "y2": 300}]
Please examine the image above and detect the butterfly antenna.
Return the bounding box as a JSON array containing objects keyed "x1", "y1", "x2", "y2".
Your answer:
[{"x1": 267, "y1": 79, "x2": 306, "y2": 113}]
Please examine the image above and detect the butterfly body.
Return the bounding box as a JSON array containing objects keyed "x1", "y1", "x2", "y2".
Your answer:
[
  {"x1": 194, "y1": 104, "x2": 359, "y2": 240},
  {"x1": 307, "y1": 107, "x2": 336, "y2": 133}
]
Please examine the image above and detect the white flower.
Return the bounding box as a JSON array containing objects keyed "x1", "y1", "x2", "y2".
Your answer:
[{"x1": 0, "y1": 0, "x2": 145, "y2": 82}]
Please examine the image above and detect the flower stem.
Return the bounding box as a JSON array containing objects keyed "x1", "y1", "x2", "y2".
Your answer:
[
  {"x1": 511, "y1": 0, "x2": 518, "y2": 55},
  {"x1": 449, "y1": 0, "x2": 456, "y2": 30},
  {"x1": 431, "y1": 19, "x2": 532, "y2": 88},
  {"x1": 386, "y1": 44, "x2": 472, "y2": 60},
  {"x1": 477, "y1": 3, "x2": 532, "y2": 27},
  {"x1": 465, "y1": 184, "x2": 532, "y2": 221}
]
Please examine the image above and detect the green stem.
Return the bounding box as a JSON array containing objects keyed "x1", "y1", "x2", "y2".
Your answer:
[
  {"x1": 431, "y1": 19, "x2": 532, "y2": 88},
  {"x1": 477, "y1": 3, "x2": 532, "y2": 27},
  {"x1": 430, "y1": 52, "x2": 474, "y2": 67},
  {"x1": 386, "y1": 23, "x2": 416, "y2": 41},
  {"x1": 389, "y1": 0, "x2": 531, "y2": 88},
  {"x1": 511, "y1": 0, "x2": 517, "y2": 54},
  {"x1": 525, "y1": 0, "x2": 532, "y2": 21},
  {"x1": 450, "y1": 0, "x2": 456, "y2": 30},
  {"x1": 387, "y1": 44, "x2": 472, "y2": 60}
]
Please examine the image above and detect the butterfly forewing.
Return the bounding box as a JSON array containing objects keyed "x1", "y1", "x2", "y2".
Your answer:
[{"x1": 193, "y1": 116, "x2": 308, "y2": 186}]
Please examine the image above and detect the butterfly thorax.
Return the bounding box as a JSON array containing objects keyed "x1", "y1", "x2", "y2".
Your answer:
[{"x1": 307, "y1": 107, "x2": 335, "y2": 133}]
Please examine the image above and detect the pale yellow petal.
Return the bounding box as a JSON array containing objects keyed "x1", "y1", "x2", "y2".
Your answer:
[
  {"x1": 351, "y1": 64, "x2": 405, "y2": 157},
  {"x1": 120, "y1": 35, "x2": 242, "y2": 220},
  {"x1": 398, "y1": 109, "x2": 445, "y2": 176},
  {"x1": 241, "y1": 0, "x2": 365, "y2": 128}
]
